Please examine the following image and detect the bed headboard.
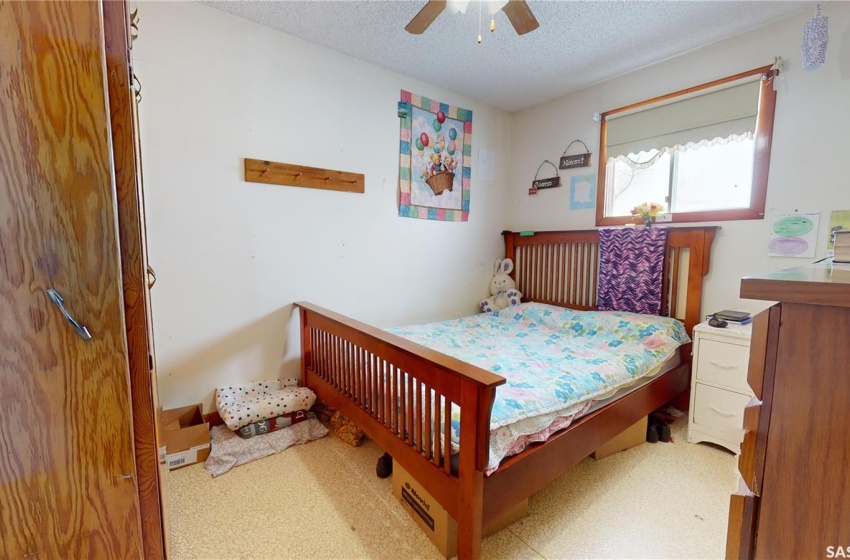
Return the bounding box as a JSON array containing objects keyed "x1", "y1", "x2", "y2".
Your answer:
[{"x1": 502, "y1": 227, "x2": 717, "y2": 337}]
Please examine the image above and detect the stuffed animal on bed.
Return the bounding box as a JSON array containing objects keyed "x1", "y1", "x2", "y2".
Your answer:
[{"x1": 480, "y1": 258, "x2": 522, "y2": 313}]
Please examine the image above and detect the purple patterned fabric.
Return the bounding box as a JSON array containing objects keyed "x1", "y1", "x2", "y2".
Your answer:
[{"x1": 597, "y1": 227, "x2": 668, "y2": 315}]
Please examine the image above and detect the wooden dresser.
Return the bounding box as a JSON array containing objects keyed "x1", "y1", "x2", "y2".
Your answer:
[{"x1": 727, "y1": 263, "x2": 850, "y2": 559}]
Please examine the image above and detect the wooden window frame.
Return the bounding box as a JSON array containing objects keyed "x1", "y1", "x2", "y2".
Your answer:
[{"x1": 596, "y1": 65, "x2": 778, "y2": 227}]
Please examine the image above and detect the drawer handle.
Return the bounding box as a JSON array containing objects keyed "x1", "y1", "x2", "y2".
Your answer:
[
  {"x1": 47, "y1": 288, "x2": 92, "y2": 341},
  {"x1": 709, "y1": 405, "x2": 737, "y2": 418},
  {"x1": 708, "y1": 360, "x2": 738, "y2": 370}
]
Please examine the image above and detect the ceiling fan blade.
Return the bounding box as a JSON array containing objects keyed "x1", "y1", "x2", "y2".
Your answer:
[
  {"x1": 405, "y1": 0, "x2": 447, "y2": 34},
  {"x1": 502, "y1": 0, "x2": 539, "y2": 35}
]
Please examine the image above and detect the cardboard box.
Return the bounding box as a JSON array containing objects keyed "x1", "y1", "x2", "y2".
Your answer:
[
  {"x1": 161, "y1": 404, "x2": 210, "y2": 470},
  {"x1": 392, "y1": 463, "x2": 527, "y2": 558},
  {"x1": 591, "y1": 416, "x2": 647, "y2": 460}
]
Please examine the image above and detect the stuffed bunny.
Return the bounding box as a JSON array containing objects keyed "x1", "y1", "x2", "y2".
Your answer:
[{"x1": 480, "y1": 258, "x2": 522, "y2": 313}]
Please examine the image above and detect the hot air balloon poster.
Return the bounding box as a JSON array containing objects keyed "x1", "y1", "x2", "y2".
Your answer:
[{"x1": 398, "y1": 90, "x2": 472, "y2": 221}]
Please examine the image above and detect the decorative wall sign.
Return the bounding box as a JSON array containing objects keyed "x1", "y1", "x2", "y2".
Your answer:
[
  {"x1": 559, "y1": 139, "x2": 592, "y2": 169},
  {"x1": 398, "y1": 90, "x2": 472, "y2": 221},
  {"x1": 529, "y1": 160, "x2": 560, "y2": 195},
  {"x1": 801, "y1": 4, "x2": 828, "y2": 70},
  {"x1": 569, "y1": 174, "x2": 596, "y2": 210},
  {"x1": 768, "y1": 211, "x2": 819, "y2": 258}
]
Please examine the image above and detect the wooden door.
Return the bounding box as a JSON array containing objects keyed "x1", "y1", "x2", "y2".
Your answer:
[
  {"x1": 102, "y1": 1, "x2": 167, "y2": 556},
  {"x1": 0, "y1": 1, "x2": 143, "y2": 558}
]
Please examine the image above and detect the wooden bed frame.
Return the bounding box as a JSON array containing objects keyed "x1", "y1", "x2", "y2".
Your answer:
[{"x1": 297, "y1": 227, "x2": 716, "y2": 559}]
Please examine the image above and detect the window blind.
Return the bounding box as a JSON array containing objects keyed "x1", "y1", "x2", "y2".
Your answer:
[{"x1": 605, "y1": 79, "x2": 761, "y2": 159}]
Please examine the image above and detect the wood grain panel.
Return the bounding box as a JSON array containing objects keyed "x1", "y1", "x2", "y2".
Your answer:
[
  {"x1": 244, "y1": 158, "x2": 364, "y2": 193},
  {"x1": 726, "y1": 492, "x2": 758, "y2": 560},
  {"x1": 741, "y1": 264, "x2": 850, "y2": 307},
  {"x1": 0, "y1": 1, "x2": 142, "y2": 557},
  {"x1": 755, "y1": 303, "x2": 850, "y2": 558},
  {"x1": 102, "y1": 1, "x2": 165, "y2": 557},
  {"x1": 745, "y1": 308, "x2": 769, "y2": 399},
  {"x1": 737, "y1": 401, "x2": 761, "y2": 497},
  {"x1": 739, "y1": 306, "x2": 779, "y2": 499}
]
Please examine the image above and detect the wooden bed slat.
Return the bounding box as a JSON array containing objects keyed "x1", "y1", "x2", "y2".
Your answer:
[
  {"x1": 407, "y1": 372, "x2": 414, "y2": 445},
  {"x1": 670, "y1": 247, "x2": 681, "y2": 318},
  {"x1": 424, "y1": 387, "x2": 432, "y2": 459},
  {"x1": 443, "y1": 398, "x2": 452, "y2": 475},
  {"x1": 394, "y1": 366, "x2": 401, "y2": 436},
  {"x1": 433, "y1": 392, "x2": 442, "y2": 467}
]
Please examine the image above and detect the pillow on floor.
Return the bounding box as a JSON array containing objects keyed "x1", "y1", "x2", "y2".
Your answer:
[
  {"x1": 216, "y1": 379, "x2": 316, "y2": 431},
  {"x1": 236, "y1": 410, "x2": 315, "y2": 439}
]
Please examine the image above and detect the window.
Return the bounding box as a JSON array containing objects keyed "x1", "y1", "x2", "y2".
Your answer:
[{"x1": 596, "y1": 65, "x2": 778, "y2": 226}]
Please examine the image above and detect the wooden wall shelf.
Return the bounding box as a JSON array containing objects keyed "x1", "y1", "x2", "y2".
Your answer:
[{"x1": 244, "y1": 158, "x2": 364, "y2": 194}]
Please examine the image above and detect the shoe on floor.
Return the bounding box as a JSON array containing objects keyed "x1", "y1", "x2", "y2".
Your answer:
[
  {"x1": 646, "y1": 423, "x2": 659, "y2": 443},
  {"x1": 376, "y1": 452, "x2": 393, "y2": 478},
  {"x1": 659, "y1": 424, "x2": 672, "y2": 443}
]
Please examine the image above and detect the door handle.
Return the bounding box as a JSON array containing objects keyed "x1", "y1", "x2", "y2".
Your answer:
[
  {"x1": 132, "y1": 73, "x2": 142, "y2": 103},
  {"x1": 147, "y1": 265, "x2": 156, "y2": 289},
  {"x1": 46, "y1": 288, "x2": 92, "y2": 341},
  {"x1": 130, "y1": 8, "x2": 139, "y2": 44}
]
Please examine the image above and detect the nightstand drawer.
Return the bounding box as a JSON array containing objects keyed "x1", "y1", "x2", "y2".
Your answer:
[
  {"x1": 696, "y1": 339, "x2": 751, "y2": 392},
  {"x1": 693, "y1": 383, "x2": 751, "y2": 432}
]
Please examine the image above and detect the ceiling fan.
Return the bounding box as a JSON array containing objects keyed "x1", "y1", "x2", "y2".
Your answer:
[{"x1": 406, "y1": 0, "x2": 539, "y2": 36}]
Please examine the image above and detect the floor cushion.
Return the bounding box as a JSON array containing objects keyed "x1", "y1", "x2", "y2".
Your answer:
[{"x1": 216, "y1": 379, "x2": 316, "y2": 431}]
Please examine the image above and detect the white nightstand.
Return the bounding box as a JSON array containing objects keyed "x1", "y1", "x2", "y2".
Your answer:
[{"x1": 687, "y1": 320, "x2": 754, "y2": 454}]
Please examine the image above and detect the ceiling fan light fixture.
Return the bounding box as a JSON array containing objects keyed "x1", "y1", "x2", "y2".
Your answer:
[
  {"x1": 447, "y1": 0, "x2": 470, "y2": 14},
  {"x1": 405, "y1": 0, "x2": 538, "y2": 36},
  {"x1": 489, "y1": 0, "x2": 509, "y2": 15}
]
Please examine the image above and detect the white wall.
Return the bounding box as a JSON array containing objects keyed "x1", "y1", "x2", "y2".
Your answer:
[
  {"x1": 508, "y1": 3, "x2": 850, "y2": 318},
  {"x1": 134, "y1": 2, "x2": 512, "y2": 411}
]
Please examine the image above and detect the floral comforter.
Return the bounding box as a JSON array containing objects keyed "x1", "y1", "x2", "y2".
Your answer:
[{"x1": 388, "y1": 302, "x2": 690, "y2": 431}]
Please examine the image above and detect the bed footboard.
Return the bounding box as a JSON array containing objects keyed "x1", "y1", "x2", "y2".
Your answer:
[{"x1": 296, "y1": 302, "x2": 505, "y2": 560}]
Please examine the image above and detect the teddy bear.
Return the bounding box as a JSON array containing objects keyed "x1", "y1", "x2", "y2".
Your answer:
[
  {"x1": 443, "y1": 155, "x2": 457, "y2": 172},
  {"x1": 480, "y1": 258, "x2": 522, "y2": 313},
  {"x1": 428, "y1": 152, "x2": 442, "y2": 174}
]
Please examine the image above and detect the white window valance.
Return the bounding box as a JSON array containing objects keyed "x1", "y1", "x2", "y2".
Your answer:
[
  {"x1": 609, "y1": 132, "x2": 755, "y2": 170},
  {"x1": 605, "y1": 80, "x2": 761, "y2": 160}
]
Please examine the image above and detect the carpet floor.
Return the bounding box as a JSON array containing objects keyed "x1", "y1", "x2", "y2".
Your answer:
[{"x1": 164, "y1": 416, "x2": 737, "y2": 559}]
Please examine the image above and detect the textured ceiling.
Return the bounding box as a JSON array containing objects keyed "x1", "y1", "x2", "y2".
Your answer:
[{"x1": 201, "y1": 0, "x2": 810, "y2": 112}]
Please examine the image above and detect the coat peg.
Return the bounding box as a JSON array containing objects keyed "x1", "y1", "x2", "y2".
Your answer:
[{"x1": 244, "y1": 158, "x2": 364, "y2": 194}]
